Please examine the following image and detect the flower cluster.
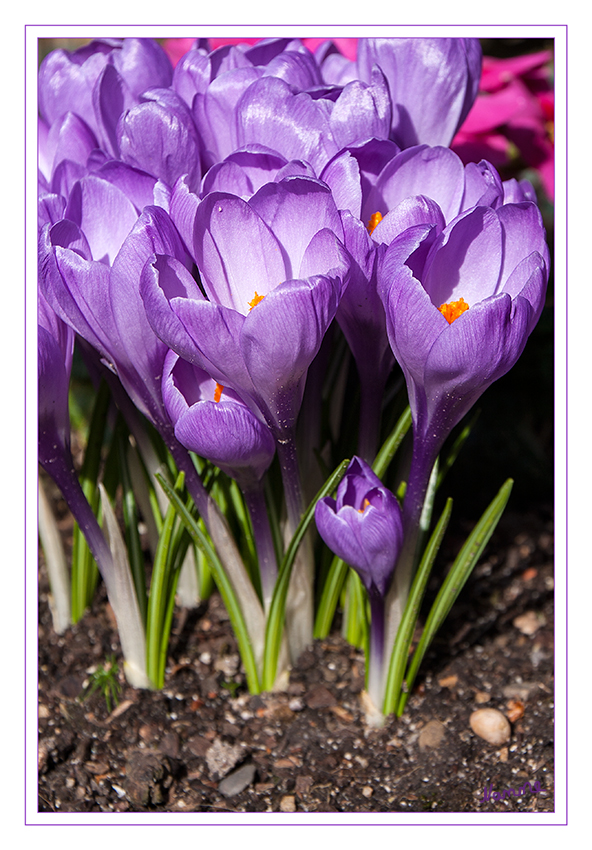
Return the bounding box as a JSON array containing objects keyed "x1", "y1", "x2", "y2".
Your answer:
[{"x1": 38, "y1": 36, "x2": 550, "y2": 718}]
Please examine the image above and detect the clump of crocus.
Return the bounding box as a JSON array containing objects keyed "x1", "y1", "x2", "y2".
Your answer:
[{"x1": 315, "y1": 457, "x2": 403, "y2": 714}]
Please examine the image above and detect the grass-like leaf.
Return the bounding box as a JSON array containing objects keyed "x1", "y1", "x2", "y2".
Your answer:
[
  {"x1": 156, "y1": 472, "x2": 261, "y2": 694},
  {"x1": 71, "y1": 380, "x2": 111, "y2": 621},
  {"x1": 372, "y1": 406, "x2": 412, "y2": 481},
  {"x1": 397, "y1": 478, "x2": 513, "y2": 716},
  {"x1": 314, "y1": 555, "x2": 348, "y2": 639},
  {"x1": 382, "y1": 497, "x2": 453, "y2": 716},
  {"x1": 261, "y1": 458, "x2": 350, "y2": 691}
]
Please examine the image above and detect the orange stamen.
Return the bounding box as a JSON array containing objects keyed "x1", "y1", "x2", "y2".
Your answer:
[
  {"x1": 438, "y1": 297, "x2": 469, "y2": 324},
  {"x1": 248, "y1": 291, "x2": 265, "y2": 311},
  {"x1": 214, "y1": 383, "x2": 224, "y2": 403},
  {"x1": 367, "y1": 211, "x2": 383, "y2": 234},
  {"x1": 357, "y1": 498, "x2": 371, "y2": 514}
]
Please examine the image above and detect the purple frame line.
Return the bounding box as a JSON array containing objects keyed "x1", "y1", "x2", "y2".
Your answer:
[{"x1": 25, "y1": 25, "x2": 565, "y2": 826}]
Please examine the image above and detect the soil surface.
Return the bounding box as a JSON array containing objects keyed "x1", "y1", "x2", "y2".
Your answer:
[{"x1": 37, "y1": 503, "x2": 554, "y2": 817}]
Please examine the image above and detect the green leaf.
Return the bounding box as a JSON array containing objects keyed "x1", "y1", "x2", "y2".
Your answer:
[
  {"x1": 115, "y1": 421, "x2": 147, "y2": 626},
  {"x1": 372, "y1": 406, "x2": 412, "y2": 480},
  {"x1": 397, "y1": 478, "x2": 513, "y2": 716},
  {"x1": 146, "y1": 472, "x2": 186, "y2": 689},
  {"x1": 71, "y1": 380, "x2": 111, "y2": 621},
  {"x1": 155, "y1": 472, "x2": 261, "y2": 694},
  {"x1": 382, "y1": 497, "x2": 453, "y2": 716},
  {"x1": 261, "y1": 458, "x2": 350, "y2": 691},
  {"x1": 343, "y1": 568, "x2": 368, "y2": 653},
  {"x1": 313, "y1": 555, "x2": 348, "y2": 639}
]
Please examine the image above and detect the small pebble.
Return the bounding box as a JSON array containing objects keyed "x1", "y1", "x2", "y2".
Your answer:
[
  {"x1": 280, "y1": 794, "x2": 296, "y2": 812},
  {"x1": 513, "y1": 611, "x2": 545, "y2": 635},
  {"x1": 474, "y1": 691, "x2": 491, "y2": 704},
  {"x1": 205, "y1": 738, "x2": 244, "y2": 779},
  {"x1": 469, "y1": 708, "x2": 511, "y2": 745},
  {"x1": 418, "y1": 719, "x2": 446, "y2": 751},
  {"x1": 218, "y1": 763, "x2": 256, "y2": 798},
  {"x1": 362, "y1": 786, "x2": 373, "y2": 798}
]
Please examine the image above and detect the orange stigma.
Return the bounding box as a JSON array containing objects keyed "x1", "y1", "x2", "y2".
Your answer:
[
  {"x1": 438, "y1": 297, "x2": 469, "y2": 324},
  {"x1": 357, "y1": 498, "x2": 371, "y2": 514},
  {"x1": 213, "y1": 383, "x2": 224, "y2": 403},
  {"x1": 367, "y1": 211, "x2": 383, "y2": 234},
  {"x1": 248, "y1": 291, "x2": 265, "y2": 311}
]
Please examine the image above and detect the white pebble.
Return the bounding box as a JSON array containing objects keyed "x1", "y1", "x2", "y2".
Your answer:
[{"x1": 469, "y1": 708, "x2": 511, "y2": 745}]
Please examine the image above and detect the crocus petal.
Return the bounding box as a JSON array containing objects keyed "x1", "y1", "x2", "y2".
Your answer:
[
  {"x1": 241, "y1": 275, "x2": 340, "y2": 429},
  {"x1": 320, "y1": 150, "x2": 364, "y2": 218},
  {"x1": 170, "y1": 297, "x2": 254, "y2": 394},
  {"x1": 422, "y1": 206, "x2": 503, "y2": 307},
  {"x1": 92, "y1": 63, "x2": 129, "y2": 157},
  {"x1": 192, "y1": 192, "x2": 287, "y2": 312},
  {"x1": 496, "y1": 202, "x2": 550, "y2": 290},
  {"x1": 109, "y1": 206, "x2": 190, "y2": 402},
  {"x1": 371, "y1": 195, "x2": 446, "y2": 246},
  {"x1": 64, "y1": 174, "x2": 139, "y2": 264},
  {"x1": 422, "y1": 292, "x2": 534, "y2": 436},
  {"x1": 364, "y1": 145, "x2": 465, "y2": 225},
  {"x1": 140, "y1": 253, "x2": 213, "y2": 367},
  {"x1": 44, "y1": 111, "x2": 98, "y2": 180},
  {"x1": 118, "y1": 92, "x2": 202, "y2": 193},
  {"x1": 461, "y1": 159, "x2": 504, "y2": 210},
  {"x1": 357, "y1": 38, "x2": 481, "y2": 147},
  {"x1": 194, "y1": 67, "x2": 261, "y2": 161},
  {"x1": 249, "y1": 177, "x2": 344, "y2": 277},
  {"x1": 328, "y1": 67, "x2": 391, "y2": 151},
  {"x1": 39, "y1": 229, "x2": 118, "y2": 366},
  {"x1": 236, "y1": 76, "x2": 338, "y2": 173}
]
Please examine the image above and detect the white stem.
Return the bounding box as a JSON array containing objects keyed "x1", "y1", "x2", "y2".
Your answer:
[
  {"x1": 38, "y1": 477, "x2": 71, "y2": 634},
  {"x1": 99, "y1": 486, "x2": 150, "y2": 689}
]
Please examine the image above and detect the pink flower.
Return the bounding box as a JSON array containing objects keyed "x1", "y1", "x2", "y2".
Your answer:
[
  {"x1": 162, "y1": 38, "x2": 196, "y2": 68},
  {"x1": 452, "y1": 50, "x2": 554, "y2": 200},
  {"x1": 162, "y1": 36, "x2": 357, "y2": 68}
]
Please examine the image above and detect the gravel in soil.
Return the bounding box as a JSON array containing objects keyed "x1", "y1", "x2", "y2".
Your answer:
[{"x1": 37, "y1": 508, "x2": 555, "y2": 815}]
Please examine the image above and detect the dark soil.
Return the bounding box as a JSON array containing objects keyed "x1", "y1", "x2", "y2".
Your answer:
[{"x1": 37, "y1": 505, "x2": 554, "y2": 816}]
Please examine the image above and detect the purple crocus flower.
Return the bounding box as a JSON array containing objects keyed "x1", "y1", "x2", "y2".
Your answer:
[
  {"x1": 141, "y1": 175, "x2": 349, "y2": 656},
  {"x1": 320, "y1": 144, "x2": 535, "y2": 461},
  {"x1": 234, "y1": 70, "x2": 392, "y2": 175},
  {"x1": 38, "y1": 38, "x2": 173, "y2": 145},
  {"x1": 315, "y1": 457, "x2": 403, "y2": 710},
  {"x1": 162, "y1": 350, "x2": 278, "y2": 608},
  {"x1": 318, "y1": 38, "x2": 482, "y2": 149},
  {"x1": 162, "y1": 350, "x2": 275, "y2": 489},
  {"x1": 379, "y1": 202, "x2": 549, "y2": 486},
  {"x1": 142, "y1": 176, "x2": 349, "y2": 442},
  {"x1": 172, "y1": 38, "x2": 323, "y2": 167},
  {"x1": 377, "y1": 200, "x2": 549, "y2": 656},
  {"x1": 117, "y1": 88, "x2": 202, "y2": 193}
]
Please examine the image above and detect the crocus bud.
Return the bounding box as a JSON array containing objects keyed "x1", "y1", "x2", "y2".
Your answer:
[
  {"x1": 315, "y1": 457, "x2": 403, "y2": 597},
  {"x1": 162, "y1": 349, "x2": 276, "y2": 489}
]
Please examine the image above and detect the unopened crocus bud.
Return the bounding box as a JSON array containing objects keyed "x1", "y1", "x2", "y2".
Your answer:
[
  {"x1": 315, "y1": 457, "x2": 404, "y2": 715},
  {"x1": 315, "y1": 457, "x2": 403, "y2": 597},
  {"x1": 162, "y1": 349, "x2": 275, "y2": 489}
]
